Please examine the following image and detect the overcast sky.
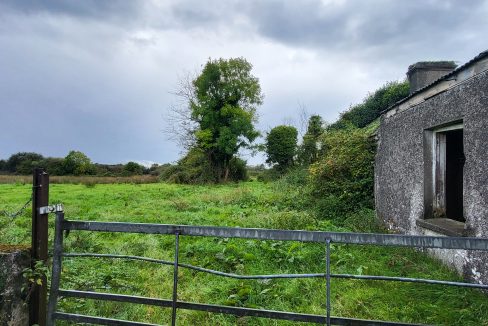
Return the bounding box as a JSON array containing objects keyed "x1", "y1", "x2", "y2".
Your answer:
[{"x1": 1, "y1": 0, "x2": 487, "y2": 166}]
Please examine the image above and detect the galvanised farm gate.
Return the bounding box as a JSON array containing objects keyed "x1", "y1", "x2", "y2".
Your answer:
[{"x1": 45, "y1": 209, "x2": 488, "y2": 326}]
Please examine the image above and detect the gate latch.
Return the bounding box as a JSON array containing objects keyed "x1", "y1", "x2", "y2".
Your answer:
[{"x1": 39, "y1": 204, "x2": 64, "y2": 214}]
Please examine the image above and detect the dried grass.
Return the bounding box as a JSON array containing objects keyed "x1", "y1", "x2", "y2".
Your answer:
[{"x1": 0, "y1": 175, "x2": 159, "y2": 185}]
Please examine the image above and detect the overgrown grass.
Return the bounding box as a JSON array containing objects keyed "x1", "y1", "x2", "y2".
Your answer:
[{"x1": 1, "y1": 182, "x2": 486, "y2": 325}]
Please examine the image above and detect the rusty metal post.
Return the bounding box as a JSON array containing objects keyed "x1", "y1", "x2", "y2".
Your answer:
[{"x1": 30, "y1": 168, "x2": 49, "y2": 326}]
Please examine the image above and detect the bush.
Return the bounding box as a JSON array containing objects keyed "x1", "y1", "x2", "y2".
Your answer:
[
  {"x1": 161, "y1": 148, "x2": 248, "y2": 184},
  {"x1": 265, "y1": 125, "x2": 298, "y2": 171},
  {"x1": 309, "y1": 127, "x2": 376, "y2": 219},
  {"x1": 256, "y1": 167, "x2": 281, "y2": 182},
  {"x1": 228, "y1": 157, "x2": 248, "y2": 182},
  {"x1": 6, "y1": 152, "x2": 44, "y2": 173},
  {"x1": 297, "y1": 115, "x2": 324, "y2": 165},
  {"x1": 329, "y1": 81, "x2": 409, "y2": 130},
  {"x1": 63, "y1": 150, "x2": 94, "y2": 175},
  {"x1": 124, "y1": 162, "x2": 145, "y2": 176}
]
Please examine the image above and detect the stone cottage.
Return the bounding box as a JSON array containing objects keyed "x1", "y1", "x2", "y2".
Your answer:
[{"x1": 375, "y1": 50, "x2": 488, "y2": 284}]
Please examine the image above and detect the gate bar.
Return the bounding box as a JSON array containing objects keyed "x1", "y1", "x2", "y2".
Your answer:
[
  {"x1": 54, "y1": 312, "x2": 159, "y2": 326},
  {"x1": 62, "y1": 221, "x2": 488, "y2": 250},
  {"x1": 57, "y1": 290, "x2": 425, "y2": 326},
  {"x1": 61, "y1": 252, "x2": 488, "y2": 289}
]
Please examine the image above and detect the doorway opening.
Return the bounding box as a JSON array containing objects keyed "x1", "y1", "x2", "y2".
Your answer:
[{"x1": 432, "y1": 124, "x2": 465, "y2": 222}]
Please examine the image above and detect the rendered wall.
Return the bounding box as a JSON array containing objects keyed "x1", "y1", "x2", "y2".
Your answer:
[{"x1": 375, "y1": 69, "x2": 488, "y2": 284}]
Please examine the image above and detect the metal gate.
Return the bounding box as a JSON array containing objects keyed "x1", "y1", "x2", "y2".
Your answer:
[{"x1": 47, "y1": 211, "x2": 488, "y2": 326}]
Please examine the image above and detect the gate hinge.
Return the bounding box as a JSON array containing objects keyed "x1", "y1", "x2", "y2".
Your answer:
[{"x1": 39, "y1": 204, "x2": 64, "y2": 214}]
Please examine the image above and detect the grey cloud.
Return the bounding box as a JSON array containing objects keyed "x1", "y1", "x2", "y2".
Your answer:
[
  {"x1": 0, "y1": 0, "x2": 142, "y2": 22},
  {"x1": 1, "y1": 0, "x2": 487, "y2": 165},
  {"x1": 243, "y1": 0, "x2": 486, "y2": 52}
]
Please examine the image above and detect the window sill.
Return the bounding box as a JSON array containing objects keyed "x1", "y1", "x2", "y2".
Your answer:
[{"x1": 416, "y1": 218, "x2": 466, "y2": 237}]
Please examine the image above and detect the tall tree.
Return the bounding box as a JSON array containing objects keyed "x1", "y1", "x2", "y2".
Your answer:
[
  {"x1": 298, "y1": 115, "x2": 324, "y2": 165},
  {"x1": 265, "y1": 125, "x2": 298, "y2": 171},
  {"x1": 170, "y1": 57, "x2": 263, "y2": 182},
  {"x1": 63, "y1": 150, "x2": 93, "y2": 175}
]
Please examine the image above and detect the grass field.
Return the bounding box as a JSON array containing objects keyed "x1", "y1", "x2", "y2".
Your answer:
[{"x1": 1, "y1": 181, "x2": 487, "y2": 325}]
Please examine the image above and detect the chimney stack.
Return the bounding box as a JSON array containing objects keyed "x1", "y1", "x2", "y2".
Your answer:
[{"x1": 407, "y1": 61, "x2": 457, "y2": 94}]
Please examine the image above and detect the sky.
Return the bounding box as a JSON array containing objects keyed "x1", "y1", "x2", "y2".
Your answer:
[{"x1": 1, "y1": 0, "x2": 487, "y2": 166}]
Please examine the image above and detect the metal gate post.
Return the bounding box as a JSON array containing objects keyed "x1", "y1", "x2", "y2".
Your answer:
[
  {"x1": 171, "y1": 232, "x2": 180, "y2": 326},
  {"x1": 326, "y1": 239, "x2": 331, "y2": 326},
  {"x1": 30, "y1": 168, "x2": 49, "y2": 326},
  {"x1": 47, "y1": 211, "x2": 65, "y2": 326}
]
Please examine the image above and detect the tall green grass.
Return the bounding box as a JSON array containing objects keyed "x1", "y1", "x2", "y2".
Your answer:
[{"x1": 1, "y1": 182, "x2": 486, "y2": 325}]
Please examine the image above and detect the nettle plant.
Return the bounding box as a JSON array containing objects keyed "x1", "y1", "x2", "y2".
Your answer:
[{"x1": 22, "y1": 260, "x2": 49, "y2": 303}]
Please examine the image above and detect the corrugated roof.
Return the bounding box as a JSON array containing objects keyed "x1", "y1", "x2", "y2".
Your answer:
[{"x1": 381, "y1": 49, "x2": 488, "y2": 115}]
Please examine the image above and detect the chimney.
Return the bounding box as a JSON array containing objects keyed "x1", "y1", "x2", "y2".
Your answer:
[{"x1": 407, "y1": 61, "x2": 457, "y2": 94}]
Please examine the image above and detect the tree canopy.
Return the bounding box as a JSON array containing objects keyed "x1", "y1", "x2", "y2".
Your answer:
[
  {"x1": 63, "y1": 150, "x2": 93, "y2": 175},
  {"x1": 298, "y1": 115, "x2": 324, "y2": 165},
  {"x1": 265, "y1": 125, "x2": 298, "y2": 171},
  {"x1": 328, "y1": 81, "x2": 409, "y2": 130},
  {"x1": 170, "y1": 57, "x2": 263, "y2": 182}
]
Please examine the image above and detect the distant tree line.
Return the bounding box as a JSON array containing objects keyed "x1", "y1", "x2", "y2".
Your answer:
[{"x1": 0, "y1": 151, "x2": 161, "y2": 176}]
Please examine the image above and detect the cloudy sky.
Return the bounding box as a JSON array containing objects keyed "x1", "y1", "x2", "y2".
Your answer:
[{"x1": 1, "y1": 0, "x2": 487, "y2": 165}]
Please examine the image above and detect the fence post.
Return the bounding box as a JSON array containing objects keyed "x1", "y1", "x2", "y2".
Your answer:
[
  {"x1": 171, "y1": 232, "x2": 180, "y2": 326},
  {"x1": 30, "y1": 168, "x2": 49, "y2": 326},
  {"x1": 325, "y1": 239, "x2": 331, "y2": 326}
]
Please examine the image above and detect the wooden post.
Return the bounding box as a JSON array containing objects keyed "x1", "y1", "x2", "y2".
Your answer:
[{"x1": 30, "y1": 168, "x2": 49, "y2": 326}]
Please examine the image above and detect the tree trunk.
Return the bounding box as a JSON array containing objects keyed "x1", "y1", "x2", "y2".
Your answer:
[{"x1": 223, "y1": 166, "x2": 230, "y2": 182}]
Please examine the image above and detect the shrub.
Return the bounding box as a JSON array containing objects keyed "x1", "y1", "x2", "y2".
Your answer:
[
  {"x1": 6, "y1": 152, "x2": 44, "y2": 173},
  {"x1": 265, "y1": 125, "x2": 298, "y2": 172},
  {"x1": 297, "y1": 115, "x2": 324, "y2": 165},
  {"x1": 309, "y1": 127, "x2": 376, "y2": 219},
  {"x1": 161, "y1": 148, "x2": 248, "y2": 184},
  {"x1": 40, "y1": 157, "x2": 65, "y2": 175},
  {"x1": 329, "y1": 81, "x2": 409, "y2": 130},
  {"x1": 256, "y1": 167, "x2": 281, "y2": 182},
  {"x1": 63, "y1": 150, "x2": 94, "y2": 175},
  {"x1": 123, "y1": 162, "x2": 145, "y2": 176},
  {"x1": 228, "y1": 157, "x2": 248, "y2": 182}
]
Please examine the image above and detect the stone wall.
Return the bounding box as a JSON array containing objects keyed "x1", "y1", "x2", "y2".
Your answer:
[
  {"x1": 375, "y1": 68, "x2": 488, "y2": 284},
  {"x1": 0, "y1": 245, "x2": 30, "y2": 326}
]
